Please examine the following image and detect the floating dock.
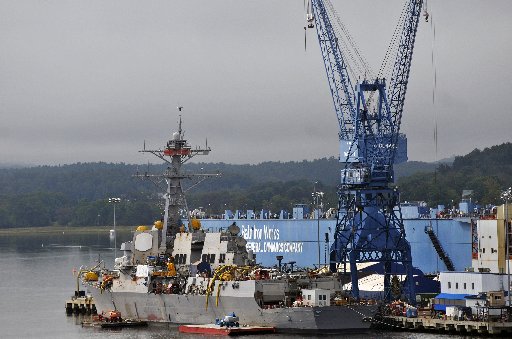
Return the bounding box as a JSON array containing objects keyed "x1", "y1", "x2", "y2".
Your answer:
[
  {"x1": 377, "y1": 315, "x2": 512, "y2": 335},
  {"x1": 179, "y1": 324, "x2": 275, "y2": 336}
]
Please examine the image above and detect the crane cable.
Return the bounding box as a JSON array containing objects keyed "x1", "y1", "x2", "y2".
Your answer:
[
  {"x1": 325, "y1": 0, "x2": 374, "y2": 81},
  {"x1": 425, "y1": 0, "x2": 439, "y2": 182},
  {"x1": 377, "y1": 0, "x2": 409, "y2": 80},
  {"x1": 426, "y1": 1, "x2": 438, "y2": 162},
  {"x1": 364, "y1": 0, "x2": 408, "y2": 112},
  {"x1": 324, "y1": 4, "x2": 359, "y2": 81}
]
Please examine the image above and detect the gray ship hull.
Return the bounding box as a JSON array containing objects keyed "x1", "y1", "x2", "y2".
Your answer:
[{"x1": 91, "y1": 289, "x2": 375, "y2": 333}]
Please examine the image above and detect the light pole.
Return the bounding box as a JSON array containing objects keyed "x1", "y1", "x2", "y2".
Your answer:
[
  {"x1": 109, "y1": 197, "x2": 121, "y2": 258},
  {"x1": 501, "y1": 187, "x2": 512, "y2": 307},
  {"x1": 312, "y1": 182, "x2": 324, "y2": 269}
]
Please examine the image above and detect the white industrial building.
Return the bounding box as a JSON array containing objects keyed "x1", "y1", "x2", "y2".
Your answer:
[
  {"x1": 472, "y1": 205, "x2": 512, "y2": 274},
  {"x1": 434, "y1": 204, "x2": 512, "y2": 314},
  {"x1": 440, "y1": 271, "x2": 508, "y2": 296}
]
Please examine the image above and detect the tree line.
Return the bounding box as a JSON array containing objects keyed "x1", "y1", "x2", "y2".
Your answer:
[
  {"x1": 1, "y1": 143, "x2": 511, "y2": 228},
  {"x1": 396, "y1": 143, "x2": 512, "y2": 206}
]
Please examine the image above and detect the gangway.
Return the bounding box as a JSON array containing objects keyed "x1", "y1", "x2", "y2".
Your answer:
[{"x1": 424, "y1": 225, "x2": 455, "y2": 271}]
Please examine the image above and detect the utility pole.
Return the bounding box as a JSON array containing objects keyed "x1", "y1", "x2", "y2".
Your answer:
[
  {"x1": 109, "y1": 197, "x2": 121, "y2": 259},
  {"x1": 502, "y1": 187, "x2": 512, "y2": 307},
  {"x1": 312, "y1": 182, "x2": 324, "y2": 269}
]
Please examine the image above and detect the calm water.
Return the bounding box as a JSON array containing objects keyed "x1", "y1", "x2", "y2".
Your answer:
[{"x1": 0, "y1": 228, "x2": 460, "y2": 338}]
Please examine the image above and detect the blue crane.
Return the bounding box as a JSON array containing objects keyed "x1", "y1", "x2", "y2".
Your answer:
[{"x1": 307, "y1": 0, "x2": 424, "y2": 304}]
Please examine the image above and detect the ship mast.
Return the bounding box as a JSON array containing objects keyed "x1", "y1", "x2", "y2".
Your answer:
[{"x1": 136, "y1": 110, "x2": 218, "y2": 253}]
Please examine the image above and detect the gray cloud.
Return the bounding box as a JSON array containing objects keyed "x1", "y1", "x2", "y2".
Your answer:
[{"x1": 1, "y1": 0, "x2": 511, "y2": 166}]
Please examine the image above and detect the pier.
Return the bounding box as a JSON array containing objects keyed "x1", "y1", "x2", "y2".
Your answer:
[
  {"x1": 65, "y1": 291, "x2": 96, "y2": 315},
  {"x1": 377, "y1": 315, "x2": 512, "y2": 335}
]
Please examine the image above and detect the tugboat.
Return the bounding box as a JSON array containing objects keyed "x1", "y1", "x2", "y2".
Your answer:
[{"x1": 77, "y1": 115, "x2": 377, "y2": 333}]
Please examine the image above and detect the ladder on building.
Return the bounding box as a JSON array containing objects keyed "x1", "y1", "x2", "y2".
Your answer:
[{"x1": 424, "y1": 225, "x2": 455, "y2": 271}]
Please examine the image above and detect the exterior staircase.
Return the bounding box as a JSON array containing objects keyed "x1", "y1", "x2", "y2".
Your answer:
[{"x1": 424, "y1": 225, "x2": 455, "y2": 271}]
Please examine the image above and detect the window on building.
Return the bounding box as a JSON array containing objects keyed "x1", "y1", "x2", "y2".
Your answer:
[
  {"x1": 464, "y1": 283, "x2": 467, "y2": 289},
  {"x1": 175, "y1": 253, "x2": 187, "y2": 265},
  {"x1": 472, "y1": 283, "x2": 475, "y2": 289},
  {"x1": 448, "y1": 282, "x2": 451, "y2": 289},
  {"x1": 201, "y1": 253, "x2": 216, "y2": 263},
  {"x1": 483, "y1": 248, "x2": 486, "y2": 254},
  {"x1": 456, "y1": 283, "x2": 459, "y2": 289},
  {"x1": 308, "y1": 295, "x2": 311, "y2": 300}
]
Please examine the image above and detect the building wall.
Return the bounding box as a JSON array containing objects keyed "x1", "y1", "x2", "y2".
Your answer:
[
  {"x1": 473, "y1": 218, "x2": 512, "y2": 274},
  {"x1": 475, "y1": 220, "x2": 500, "y2": 273},
  {"x1": 404, "y1": 219, "x2": 471, "y2": 273},
  {"x1": 440, "y1": 272, "x2": 503, "y2": 294},
  {"x1": 194, "y1": 218, "x2": 472, "y2": 273}
]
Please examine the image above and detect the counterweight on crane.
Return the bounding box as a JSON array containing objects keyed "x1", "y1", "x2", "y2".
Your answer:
[{"x1": 307, "y1": 0, "x2": 423, "y2": 304}]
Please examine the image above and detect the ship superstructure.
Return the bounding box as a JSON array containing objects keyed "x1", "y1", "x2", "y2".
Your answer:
[{"x1": 136, "y1": 115, "x2": 216, "y2": 252}]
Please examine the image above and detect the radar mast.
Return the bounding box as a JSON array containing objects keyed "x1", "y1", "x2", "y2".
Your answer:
[{"x1": 136, "y1": 109, "x2": 219, "y2": 252}]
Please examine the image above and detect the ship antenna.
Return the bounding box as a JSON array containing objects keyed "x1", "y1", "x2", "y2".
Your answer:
[{"x1": 178, "y1": 113, "x2": 183, "y2": 137}]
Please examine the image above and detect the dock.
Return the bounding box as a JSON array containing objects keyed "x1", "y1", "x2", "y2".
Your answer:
[
  {"x1": 65, "y1": 293, "x2": 96, "y2": 315},
  {"x1": 376, "y1": 315, "x2": 512, "y2": 335},
  {"x1": 179, "y1": 324, "x2": 275, "y2": 336}
]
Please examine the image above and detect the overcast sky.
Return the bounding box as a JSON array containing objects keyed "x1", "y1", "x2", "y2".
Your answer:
[{"x1": 1, "y1": 0, "x2": 511, "y2": 166}]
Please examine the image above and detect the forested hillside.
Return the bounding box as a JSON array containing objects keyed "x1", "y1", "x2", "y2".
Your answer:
[
  {"x1": 1, "y1": 143, "x2": 510, "y2": 228},
  {"x1": 397, "y1": 143, "x2": 512, "y2": 206}
]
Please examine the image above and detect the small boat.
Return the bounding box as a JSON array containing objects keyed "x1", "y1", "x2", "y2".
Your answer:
[
  {"x1": 81, "y1": 319, "x2": 148, "y2": 328},
  {"x1": 82, "y1": 310, "x2": 148, "y2": 329},
  {"x1": 179, "y1": 324, "x2": 275, "y2": 336}
]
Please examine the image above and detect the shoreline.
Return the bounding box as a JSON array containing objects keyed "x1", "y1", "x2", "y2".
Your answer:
[{"x1": 0, "y1": 225, "x2": 135, "y2": 236}]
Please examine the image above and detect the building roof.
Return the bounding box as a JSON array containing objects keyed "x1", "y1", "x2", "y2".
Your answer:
[{"x1": 435, "y1": 293, "x2": 471, "y2": 300}]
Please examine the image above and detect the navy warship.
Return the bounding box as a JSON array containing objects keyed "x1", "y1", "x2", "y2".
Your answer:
[{"x1": 78, "y1": 117, "x2": 377, "y2": 333}]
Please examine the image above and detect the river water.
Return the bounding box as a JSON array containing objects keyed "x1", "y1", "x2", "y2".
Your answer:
[{"x1": 0, "y1": 228, "x2": 456, "y2": 338}]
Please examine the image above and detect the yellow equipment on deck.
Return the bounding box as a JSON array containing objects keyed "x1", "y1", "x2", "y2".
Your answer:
[{"x1": 190, "y1": 218, "x2": 201, "y2": 231}]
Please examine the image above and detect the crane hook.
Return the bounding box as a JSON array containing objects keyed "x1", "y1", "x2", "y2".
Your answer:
[
  {"x1": 306, "y1": 0, "x2": 314, "y2": 28},
  {"x1": 304, "y1": 26, "x2": 307, "y2": 51},
  {"x1": 423, "y1": 0, "x2": 430, "y2": 22}
]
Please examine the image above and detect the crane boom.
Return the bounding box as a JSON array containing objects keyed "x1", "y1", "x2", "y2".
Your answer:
[
  {"x1": 309, "y1": 0, "x2": 356, "y2": 141},
  {"x1": 388, "y1": 0, "x2": 423, "y2": 158}
]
